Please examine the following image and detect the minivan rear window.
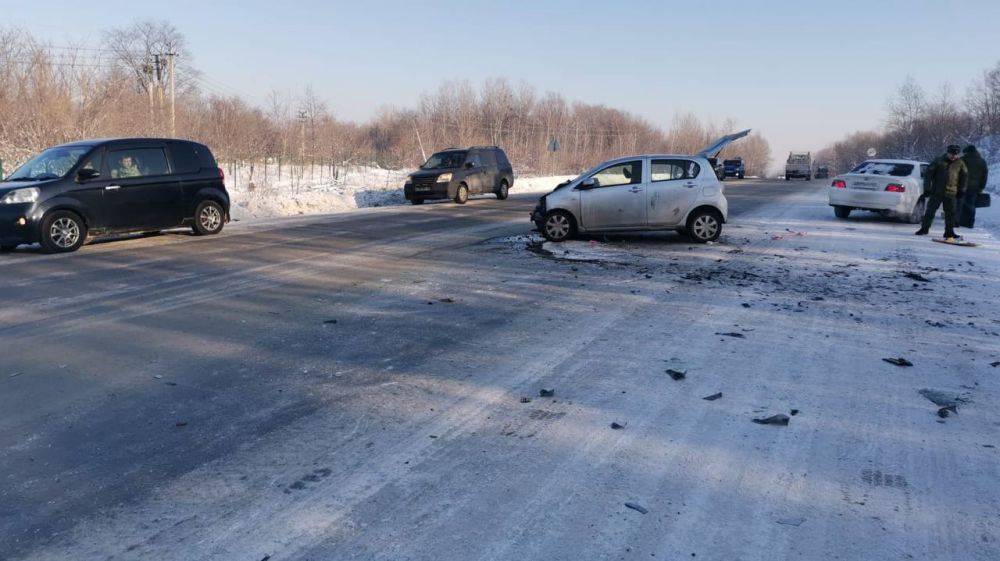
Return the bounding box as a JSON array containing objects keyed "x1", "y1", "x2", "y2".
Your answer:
[{"x1": 849, "y1": 161, "x2": 914, "y2": 177}]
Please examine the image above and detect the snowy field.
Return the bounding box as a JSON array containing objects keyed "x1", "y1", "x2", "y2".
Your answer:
[{"x1": 225, "y1": 162, "x2": 573, "y2": 220}]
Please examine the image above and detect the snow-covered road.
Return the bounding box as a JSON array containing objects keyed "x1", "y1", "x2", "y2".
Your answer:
[{"x1": 1, "y1": 180, "x2": 998, "y2": 560}]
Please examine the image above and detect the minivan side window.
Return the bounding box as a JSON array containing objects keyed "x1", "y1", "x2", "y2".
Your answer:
[
  {"x1": 651, "y1": 159, "x2": 700, "y2": 182},
  {"x1": 590, "y1": 161, "x2": 642, "y2": 188},
  {"x1": 480, "y1": 150, "x2": 497, "y2": 168},
  {"x1": 467, "y1": 153, "x2": 483, "y2": 168},
  {"x1": 169, "y1": 143, "x2": 202, "y2": 174},
  {"x1": 109, "y1": 148, "x2": 169, "y2": 179},
  {"x1": 79, "y1": 149, "x2": 105, "y2": 177}
]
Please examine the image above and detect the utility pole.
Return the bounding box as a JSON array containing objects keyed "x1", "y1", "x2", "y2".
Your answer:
[{"x1": 164, "y1": 52, "x2": 177, "y2": 136}]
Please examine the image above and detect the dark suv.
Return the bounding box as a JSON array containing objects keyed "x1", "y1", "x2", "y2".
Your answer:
[
  {"x1": 0, "y1": 138, "x2": 229, "y2": 253},
  {"x1": 404, "y1": 146, "x2": 514, "y2": 205},
  {"x1": 723, "y1": 158, "x2": 745, "y2": 179}
]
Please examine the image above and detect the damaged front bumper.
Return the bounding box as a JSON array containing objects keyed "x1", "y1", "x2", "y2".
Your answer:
[{"x1": 530, "y1": 197, "x2": 546, "y2": 230}]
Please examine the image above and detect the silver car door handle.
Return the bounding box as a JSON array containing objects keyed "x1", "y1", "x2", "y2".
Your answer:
[
  {"x1": 629, "y1": 187, "x2": 643, "y2": 193},
  {"x1": 684, "y1": 182, "x2": 697, "y2": 188},
  {"x1": 105, "y1": 185, "x2": 121, "y2": 191}
]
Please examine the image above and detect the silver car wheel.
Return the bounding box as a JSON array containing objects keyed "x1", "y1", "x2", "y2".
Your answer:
[
  {"x1": 545, "y1": 214, "x2": 570, "y2": 240},
  {"x1": 691, "y1": 214, "x2": 719, "y2": 241},
  {"x1": 50, "y1": 217, "x2": 81, "y2": 248},
  {"x1": 200, "y1": 205, "x2": 222, "y2": 232}
]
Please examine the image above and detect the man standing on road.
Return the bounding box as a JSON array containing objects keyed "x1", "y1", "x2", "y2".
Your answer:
[
  {"x1": 959, "y1": 145, "x2": 988, "y2": 228},
  {"x1": 916, "y1": 145, "x2": 967, "y2": 240}
]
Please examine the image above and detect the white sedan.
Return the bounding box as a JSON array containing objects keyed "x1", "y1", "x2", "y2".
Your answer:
[{"x1": 828, "y1": 159, "x2": 929, "y2": 223}]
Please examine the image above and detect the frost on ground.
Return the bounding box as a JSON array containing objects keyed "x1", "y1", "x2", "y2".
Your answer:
[{"x1": 225, "y1": 162, "x2": 573, "y2": 220}]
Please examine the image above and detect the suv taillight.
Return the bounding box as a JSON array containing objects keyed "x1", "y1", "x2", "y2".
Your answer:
[
  {"x1": 218, "y1": 167, "x2": 225, "y2": 181},
  {"x1": 832, "y1": 180, "x2": 846, "y2": 189},
  {"x1": 885, "y1": 183, "x2": 905, "y2": 192}
]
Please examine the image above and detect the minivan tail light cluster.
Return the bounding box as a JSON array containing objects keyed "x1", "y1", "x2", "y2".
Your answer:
[
  {"x1": 832, "y1": 180, "x2": 846, "y2": 189},
  {"x1": 217, "y1": 167, "x2": 226, "y2": 181},
  {"x1": 885, "y1": 183, "x2": 905, "y2": 192}
]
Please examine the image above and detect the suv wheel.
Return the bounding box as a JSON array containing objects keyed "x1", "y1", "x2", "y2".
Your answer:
[
  {"x1": 496, "y1": 181, "x2": 509, "y2": 200},
  {"x1": 1, "y1": 244, "x2": 18, "y2": 252},
  {"x1": 192, "y1": 200, "x2": 225, "y2": 236},
  {"x1": 410, "y1": 198, "x2": 425, "y2": 205},
  {"x1": 454, "y1": 184, "x2": 469, "y2": 205},
  {"x1": 40, "y1": 210, "x2": 87, "y2": 253},
  {"x1": 542, "y1": 211, "x2": 575, "y2": 242},
  {"x1": 686, "y1": 209, "x2": 722, "y2": 243}
]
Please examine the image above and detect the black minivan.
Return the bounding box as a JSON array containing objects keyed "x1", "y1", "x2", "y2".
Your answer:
[
  {"x1": 404, "y1": 146, "x2": 514, "y2": 205},
  {"x1": 0, "y1": 138, "x2": 229, "y2": 253}
]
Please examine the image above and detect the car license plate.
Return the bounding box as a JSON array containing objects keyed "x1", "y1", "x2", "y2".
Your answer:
[
  {"x1": 853, "y1": 181, "x2": 876, "y2": 190},
  {"x1": 415, "y1": 186, "x2": 431, "y2": 192}
]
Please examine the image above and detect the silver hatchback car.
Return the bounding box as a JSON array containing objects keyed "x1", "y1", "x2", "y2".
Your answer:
[{"x1": 531, "y1": 132, "x2": 749, "y2": 243}]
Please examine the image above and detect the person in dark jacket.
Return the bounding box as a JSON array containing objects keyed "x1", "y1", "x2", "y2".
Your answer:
[
  {"x1": 958, "y1": 145, "x2": 989, "y2": 228},
  {"x1": 916, "y1": 145, "x2": 967, "y2": 240}
]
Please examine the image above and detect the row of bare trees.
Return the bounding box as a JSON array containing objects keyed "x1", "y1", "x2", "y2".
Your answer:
[
  {"x1": 817, "y1": 64, "x2": 1000, "y2": 174},
  {"x1": 0, "y1": 22, "x2": 772, "y2": 182}
]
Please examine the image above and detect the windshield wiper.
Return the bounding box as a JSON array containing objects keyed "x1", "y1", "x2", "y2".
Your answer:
[{"x1": 3, "y1": 177, "x2": 37, "y2": 182}]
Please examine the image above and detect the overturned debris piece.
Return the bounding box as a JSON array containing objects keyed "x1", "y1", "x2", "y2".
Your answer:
[
  {"x1": 666, "y1": 369, "x2": 687, "y2": 381},
  {"x1": 520, "y1": 397, "x2": 532, "y2": 404},
  {"x1": 882, "y1": 357, "x2": 913, "y2": 367},
  {"x1": 322, "y1": 319, "x2": 338, "y2": 325},
  {"x1": 539, "y1": 388, "x2": 555, "y2": 398},
  {"x1": 937, "y1": 405, "x2": 958, "y2": 418},
  {"x1": 439, "y1": 298, "x2": 455, "y2": 303},
  {"x1": 903, "y1": 272, "x2": 931, "y2": 283},
  {"x1": 624, "y1": 502, "x2": 649, "y2": 514},
  {"x1": 790, "y1": 409, "x2": 800, "y2": 416},
  {"x1": 752, "y1": 414, "x2": 790, "y2": 426},
  {"x1": 716, "y1": 332, "x2": 746, "y2": 339},
  {"x1": 703, "y1": 392, "x2": 723, "y2": 401},
  {"x1": 919, "y1": 389, "x2": 969, "y2": 408},
  {"x1": 611, "y1": 422, "x2": 627, "y2": 430},
  {"x1": 776, "y1": 517, "x2": 806, "y2": 527}
]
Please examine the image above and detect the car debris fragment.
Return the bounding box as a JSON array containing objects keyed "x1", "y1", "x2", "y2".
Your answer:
[
  {"x1": 624, "y1": 502, "x2": 649, "y2": 514},
  {"x1": 716, "y1": 332, "x2": 746, "y2": 339},
  {"x1": 752, "y1": 414, "x2": 790, "y2": 426},
  {"x1": 903, "y1": 272, "x2": 931, "y2": 283},
  {"x1": 937, "y1": 405, "x2": 958, "y2": 418},
  {"x1": 611, "y1": 422, "x2": 627, "y2": 430},
  {"x1": 539, "y1": 388, "x2": 555, "y2": 397},
  {"x1": 703, "y1": 392, "x2": 723, "y2": 401},
  {"x1": 666, "y1": 369, "x2": 687, "y2": 381},
  {"x1": 882, "y1": 357, "x2": 913, "y2": 367}
]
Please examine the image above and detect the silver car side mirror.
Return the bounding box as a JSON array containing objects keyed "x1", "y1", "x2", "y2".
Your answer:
[{"x1": 578, "y1": 178, "x2": 597, "y2": 190}]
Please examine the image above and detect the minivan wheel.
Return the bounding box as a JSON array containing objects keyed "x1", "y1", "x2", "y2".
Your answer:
[
  {"x1": 542, "y1": 211, "x2": 575, "y2": 242},
  {"x1": 410, "y1": 198, "x2": 425, "y2": 205},
  {"x1": 192, "y1": 200, "x2": 225, "y2": 236},
  {"x1": 834, "y1": 205, "x2": 851, "y2": 219},
  {"x1": 0, "y1": 244, "x2": 17, "y2": 252},
  {"x1": 454, "y1": 184, "x2": 469, "y2": 204},
  {"x1": 686, "y1": 209, "x2": 722, "y2": 243},
  {"x1": 496, "y1": 181, "x2": 509, "y2": 200},
  {"x1": 40, "y1": 210, "x2": 87, "y2": 253}
]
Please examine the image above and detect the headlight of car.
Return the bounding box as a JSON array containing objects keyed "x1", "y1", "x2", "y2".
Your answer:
[
  {"x1": 0, "y1": 187, "x2": 40, "y2": 205},
  {"x1": 436, "y1": 173, "x2": 452, "y2": 183}
]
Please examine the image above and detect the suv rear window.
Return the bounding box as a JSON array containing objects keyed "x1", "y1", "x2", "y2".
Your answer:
[{"x1": 849, "y1": 161, "x2": 914, "y2": 177}]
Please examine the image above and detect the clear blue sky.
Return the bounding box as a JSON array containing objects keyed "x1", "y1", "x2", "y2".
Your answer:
[{"x1": 4, "y1": 0, "x2": 999, "y2": 166}]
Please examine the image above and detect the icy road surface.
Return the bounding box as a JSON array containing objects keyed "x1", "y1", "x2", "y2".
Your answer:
[{"x1": 1, "y1": 179, "x2": 998, "y2": 561}]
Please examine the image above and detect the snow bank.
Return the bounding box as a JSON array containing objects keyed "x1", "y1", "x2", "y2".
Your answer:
[{"x1": 225, "y1": 163, "x2": 574, "y2": 221}]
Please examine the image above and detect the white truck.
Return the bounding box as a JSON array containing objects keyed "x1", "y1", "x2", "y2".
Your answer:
[{"x1": 785, "y1": 152, "x2": 812, "y2": 181}]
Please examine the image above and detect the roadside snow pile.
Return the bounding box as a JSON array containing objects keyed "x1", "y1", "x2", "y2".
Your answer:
[{"x1": 226, "y1": 163, "x2": 574, "y2": 221}]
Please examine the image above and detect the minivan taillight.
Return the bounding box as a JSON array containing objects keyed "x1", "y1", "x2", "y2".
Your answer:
[
  {"x1": 218, "y1": 167, "x2": 225, "y2": 181},
  {"x1": 885, "y1": 183, "x2": 905, "y2": 192},
  {"x1": 832, "y1": 180, "x2": 846, "y2": 189}
]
